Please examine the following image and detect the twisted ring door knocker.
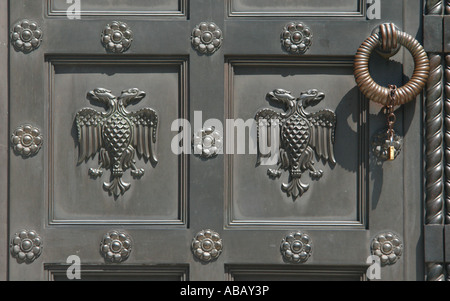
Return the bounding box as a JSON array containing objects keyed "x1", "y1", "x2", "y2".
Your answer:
[{"x1": 354, "y1": 23, "x2": 430, "y2": 161}]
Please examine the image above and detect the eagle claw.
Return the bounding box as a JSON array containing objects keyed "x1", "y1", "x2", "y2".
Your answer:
[
  {"x1": 88, "y1": 168, "x2": 103, "y2": 178},
  {"x1": 267, "y1": 169, "x2": 282, "y2": 179},
  {"x1": 310, "y1": 170, "x2": 323, "y2": 179},
  {"x1": 131, "y1": 168, "x2": 145, "y2": 178}
]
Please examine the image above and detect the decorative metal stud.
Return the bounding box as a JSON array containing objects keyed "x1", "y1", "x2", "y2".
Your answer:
[
  {"x1": 10, "y1": 229, "x2": 42, "y2": 263},
  {"x1": 191, "y1": 22, "x2": 223, "y2": 54},
  {"x1": 371, "y1": 232, "x2": 403, "y2": 266},
  {"x1": 192, "y1": 230, "x2": 223, "y2": 262},
  {"x1": 193, "y1": 127, "x2": 223, "y2": 159},
  {"x1": 281, "y1": 231, "x2": 312, "y2": 263},
  {"x1": 100, "y1": 230, "x2": 132, "y2": 263},
  {"x1": 10, "y1": 20, "x2": 43, "y2": 53},
  {"x1": 101, "y1": 21, "x2": 133, "y2": 53},
  {"x1": 281, "y1": 22, "x2": 312, "y2": 54},
  {"x1": 11, "y1": 124, "x2": 43, "y2": 158}
]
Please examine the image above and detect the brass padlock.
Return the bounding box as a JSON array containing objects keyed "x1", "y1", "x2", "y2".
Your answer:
[
  {"x1": 371, "y1": 130, "x2": 403, "y2": 162},
  {"x1": 389, "y1": 145, "x2": 395, "y2": 161}
]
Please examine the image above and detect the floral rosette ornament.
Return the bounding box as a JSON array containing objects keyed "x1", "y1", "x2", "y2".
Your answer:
[
  {"x1": 281, "y1": 232, "x2": 312, "y2": 263},
  {"x1": 101, "y1": 21, "x2": 133, "y2": 53},
  {"x1": 193, "y1": 127, "x2": 223, "y2": 159},
  {"x1": 191, "y1": 22, "x2": 223, "y2": 54},
  {"x1": 11, "y1": 124, "x2": 43, "y2": 157},
  {"x1": 10, "y1": 230, "x2": 42, "y2": 263},
  {"x1": 371, "y1": 232, "x2": 403, "y2": 266},
  {"x1": 10, "y1": 20, "x2": 43, "y2": 53},
  {"x1": 100, "y1": 230, "x2": 132, "y2": 263},
  {"x1": 192, "y1": 230, "x2": 223, "y2": 262},
  {"x1": 281, "y1": 22, "x2": 312, "y2": 54}
]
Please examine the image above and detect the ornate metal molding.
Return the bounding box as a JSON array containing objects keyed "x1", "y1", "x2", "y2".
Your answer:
[
  {"x1": 426, "y1": 54, "x2": 445, "y2": 225},
  {"x1": 446, "y1": 54, "x2": 450, "y2": 224},
  {"x1": 191, "y1": 22, "x2": 223, "y2": 54},
  {"x1": 281, "y1": 22, "x2": 312, "y2": 55},
  {"x1": 11, "y1": 124, "x2": 43, "y2": 158},
  {"x1": 193, "y1": 127, "x2": 223, "y2": 159},
  {"x1": 101, "y1": 21, "x2": 133, "y2": 53},
  {"x1": 255, "y1": 89, "x2": 336, "y2": 199},
  {"x1": 10, "y1": 229, "x2": 42, "y2": 263},
  {"x1": 371, "y1": 232, "x2": 403, "y2": 266},
  {"x1": 280, "y1": 231, "x2": 312, "y2": 263},
  {"x1": 191, "y1": 230, "x2": 223, "y2": 262},
  {"x1": 10, "y1": 20, "x2": 43, "y2": 53},
  {"x1": 426, "y1": 263, "x2": 445, "y2": 281},
  {"x1": 426, "y1": 0, "x2": 444, "y2": 14},
  {"x1": 75, "y1": 88, "x2": 158, "y2": 197},
  {"x1": 100, "y1": 230, "x2": 132, "y2": 263}
]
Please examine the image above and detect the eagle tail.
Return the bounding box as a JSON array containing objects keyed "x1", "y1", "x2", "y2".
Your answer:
[
  {"x1": 103, "y1": 177, "x2": 131, "y2": 197},
  {"x1": 282, "y1": 176, "x2": 309, "y2": 200}
]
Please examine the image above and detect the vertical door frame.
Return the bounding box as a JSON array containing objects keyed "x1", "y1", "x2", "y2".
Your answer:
[
  {"x1": 423, "y1": 0, "x2": 450, "y2": 281},
  {"x1": 1, "y1": 0, "x2": 447, "y2": 281},
  {"x1": 0, "y1": 0, "x2": 9, "y2": 281}
]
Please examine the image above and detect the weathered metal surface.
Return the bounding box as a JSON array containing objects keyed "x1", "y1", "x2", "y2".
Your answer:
[{"x1": 3, "y1": 0, "x2": 427, "y2": 281}]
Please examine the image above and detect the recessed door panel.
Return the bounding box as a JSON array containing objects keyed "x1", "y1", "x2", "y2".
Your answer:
[
  {"x1": 225, "y1": 58, "x2": 366, "y2": 227},
  {"x1": 47, "y1": 57, "x2": 188, "y2": 225}
]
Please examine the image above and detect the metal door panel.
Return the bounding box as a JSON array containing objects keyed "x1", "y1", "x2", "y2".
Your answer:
[
  {"x1": 45, "y1": 265, "x2": 189, "y2": 281},
  {"x1": 225, "y1": 58, "x2": 365, "y2": 227},
  {"x1": 227, "y1": 0, "x2": 365, "y2": 17},
  {"x1": 6, "y1": 0, "x2": 428, "y2": 281},
  {"x1": 48, "y1": 57, "x2": 187, "y2": 225},
  {"x1": 226, "y1": 265, "x2": 367, "y2": 281},
  {"x1": 48, "y1": 0, "x2": 187, "y2": 17}
]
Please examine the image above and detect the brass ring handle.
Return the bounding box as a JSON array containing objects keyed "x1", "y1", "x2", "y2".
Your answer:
[{"x1": 354, "y1": 25, "x2": 430, "y2": 106}]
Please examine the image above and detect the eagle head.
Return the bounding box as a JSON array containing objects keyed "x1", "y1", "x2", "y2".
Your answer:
[
  {"x1": 118, "y1": 88, "x2": 146, "y2": 107},
  {"x1": 300, "y1": 89, "x2": 325, "y2": 108},
  {"x1": 87, "y1": 88, "x2": 116, "y2": 106},
  {"x1": 266, "y1": 89, "x2": 297, "y2": 109}
]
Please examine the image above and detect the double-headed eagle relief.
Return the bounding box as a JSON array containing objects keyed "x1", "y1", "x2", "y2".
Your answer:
[
  {"x1": 75, "y1": 88, "x2": 158, "y2": 197},
  {"x1": 255, "y1": 89, "x2": 337, "y2": 199}
]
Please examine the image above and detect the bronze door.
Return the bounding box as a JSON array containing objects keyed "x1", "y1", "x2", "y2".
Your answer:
[{"x1": 2, "y1": 0, "x2": 441, "y2": 281}]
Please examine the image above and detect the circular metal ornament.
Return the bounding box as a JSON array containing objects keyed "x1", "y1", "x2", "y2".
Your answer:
[
  {"x1": 354, "y1": 25, "x2": 430, "y2": 106},
  {"x1": 193, "y1": 127, "x2": 223, "y2": 159},
  {"x1": 280, "y1": 231, "x2": 312, "y2": 263},
  {"x1": 10, "y1": 19, "x2": 43, "y2": 53},
  {"x1": 191, "y1": 22, "x2": 223, "y2": 54},
  {"x1": 191, "y1": 229, "x2": 223, "y2": 262},
  {"x1": 281, "y1": 22, "x2": 312, "y2": 54},
  {"x1": 100, "y1": 230, "x2": 132, "y2": 263},
  {"x1": 101, "y1": 21, "x2": 133, "y2": 53},
  {"x1": 371, "y1": 232, "x2": 403, "y2": 266},
  {"x1": 11, "y1": 124, "x2": 43, "y2": 158},
  {"x1": 10, "y1": 229, "x2": 42, "y2": 263}
]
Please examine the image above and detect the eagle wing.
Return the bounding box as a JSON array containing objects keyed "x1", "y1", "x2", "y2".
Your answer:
[
  {"x1": 255, "y1": 108, "x2": 283, "y2": 163},
  {"x1": 129, "y1": 108, "x2": 159, "y2": 164},
  {"x1": 308, "y1": 109, "x2": 337, "y2": 164},
  {"x1": 75, "y1": 108, "x2": 104, "y2": 163}
]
